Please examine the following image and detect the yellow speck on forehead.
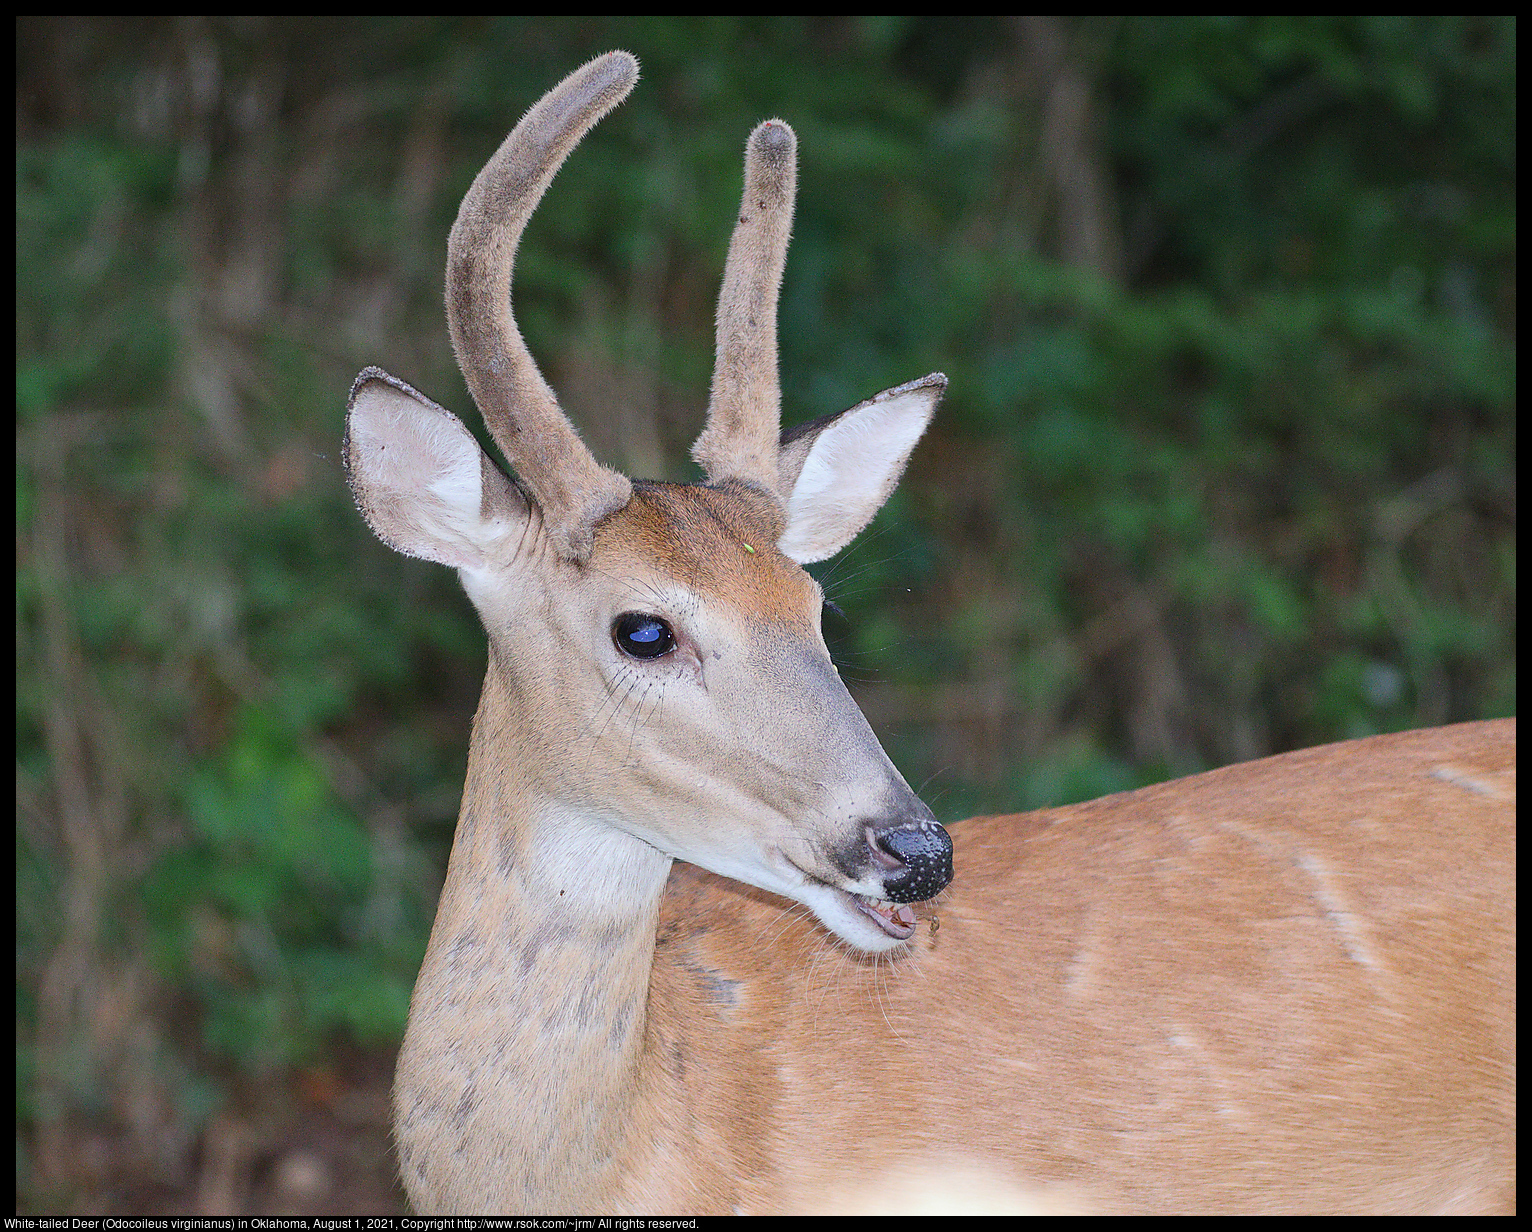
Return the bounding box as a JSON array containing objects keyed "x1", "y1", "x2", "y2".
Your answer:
[{"x1": 592, "y1": 479, "x2": 817, "y2": 626}]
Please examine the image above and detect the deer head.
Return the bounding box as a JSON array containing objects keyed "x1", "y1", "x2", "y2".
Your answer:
[{"x1": 344, "y1": 51, "x2": 951, "y2": 953}]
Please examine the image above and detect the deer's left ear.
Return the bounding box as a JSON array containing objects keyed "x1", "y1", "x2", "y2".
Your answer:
[
  {"x1": 345, "y1": 367, "x2": 529, "y2": 571},
  {"x1": 774, "y1": 373, "x2": 946, "y2": 564}
]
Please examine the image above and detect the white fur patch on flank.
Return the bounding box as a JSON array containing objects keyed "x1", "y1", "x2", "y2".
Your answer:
[{"x1": 1430, "y1": 763, "x2": 1513, "y2": 801}]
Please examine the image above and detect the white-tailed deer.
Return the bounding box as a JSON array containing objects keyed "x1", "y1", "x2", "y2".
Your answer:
[{"x1": 345, "y1": 52, "x2": 1514, "y2": 1215}]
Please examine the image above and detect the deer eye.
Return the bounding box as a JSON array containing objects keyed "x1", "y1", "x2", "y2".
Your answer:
[{"x1": 613, "y1": 612, "x2": 676, "y2": 660}]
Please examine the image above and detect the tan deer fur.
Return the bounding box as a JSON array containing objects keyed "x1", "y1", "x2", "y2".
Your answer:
[{"x1": 344, "y1": 52, "x2": 1515, "y2": 1215}]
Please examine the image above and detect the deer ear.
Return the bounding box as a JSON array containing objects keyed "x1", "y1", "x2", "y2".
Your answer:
[
  {"x1": 344, "y1": 368, "x2": 529, "y2": 571},
  {"x1": 775, "y1": 373, "x2": 945, "y2": 564}
]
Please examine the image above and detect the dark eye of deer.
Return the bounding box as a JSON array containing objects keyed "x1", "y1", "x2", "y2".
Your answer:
[{"x1": 613, "y1": 612, "x2": 676, "y2": 660}]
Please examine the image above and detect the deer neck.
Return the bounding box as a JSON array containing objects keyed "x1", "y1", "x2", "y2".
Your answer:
[{"x1": 394, "y1": 666, "x2": 675, "y2": 1213}]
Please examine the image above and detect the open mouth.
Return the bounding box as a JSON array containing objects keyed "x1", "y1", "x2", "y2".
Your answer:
[
  {"x1": 849, "y1": 891, "x2": 918, "y2": 940},
  {"x1": 783, "y1": 857, "x2": 925, "y2": 948}
]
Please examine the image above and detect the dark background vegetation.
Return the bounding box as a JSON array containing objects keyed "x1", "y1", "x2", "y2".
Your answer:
[{"x1": 16, "y1": 16, "x2": 1515, "y2": 1215}]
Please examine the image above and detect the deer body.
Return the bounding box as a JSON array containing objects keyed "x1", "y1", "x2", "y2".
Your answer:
[
  {"x1": 346, "y1": 53, "x2": 1515, "y2": 1214},
  {"x1": 398, "y1": 717, "x2": 1514, "y2": 1214}
]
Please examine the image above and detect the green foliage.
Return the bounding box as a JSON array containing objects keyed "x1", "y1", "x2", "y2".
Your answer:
[
  {"x1": 16, "y1": 16, "x2": 1514, "y2": 1203},
  {"x1": 138, "y1": 706, "x2": 417, "y2": 1070}
]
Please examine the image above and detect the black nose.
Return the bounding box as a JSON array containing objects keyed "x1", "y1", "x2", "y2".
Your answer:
[{"x1": 871, "y1": 818, "x2": 954, "y2": 903}]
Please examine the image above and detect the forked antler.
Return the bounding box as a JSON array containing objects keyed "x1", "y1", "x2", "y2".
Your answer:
[
  {"x1": 692, "y1": 119, "x2": 798, "y2": 498},
  {"x1": 445, "y1": 51, "x2": 638, "y2": 562}
]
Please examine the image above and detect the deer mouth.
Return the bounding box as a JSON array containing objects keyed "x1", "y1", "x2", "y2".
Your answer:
[
  {"x1": 851, "y1": 892, "x2": 918, "y2": 940},
  {"x1": 781, "y1": 858, "x2": 923, "y2": 949}
]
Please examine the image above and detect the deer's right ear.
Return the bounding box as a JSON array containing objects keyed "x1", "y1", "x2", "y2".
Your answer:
[
  {"x1": 774, "y1": 372, "x2": 946, "y2": 564},
  {"x1": 344, "y1": 367, "x2": 530, "y2": 570}
]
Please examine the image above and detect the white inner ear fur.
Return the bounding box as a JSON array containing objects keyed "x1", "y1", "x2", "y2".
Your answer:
[
  {"x1": 348, "y1": 379, "x2": 520, "y2": 571},
  {"x1": 777, "y1": 388, "x2": 936, "y2": 564}
]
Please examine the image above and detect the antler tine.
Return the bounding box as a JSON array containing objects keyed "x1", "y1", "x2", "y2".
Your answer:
[
  {"x1": 446, "y1": 51, "x2": 638, "y2": 563},
  {"x1": 691, "y1": 119, "x2": 797, "y2": 498}
]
